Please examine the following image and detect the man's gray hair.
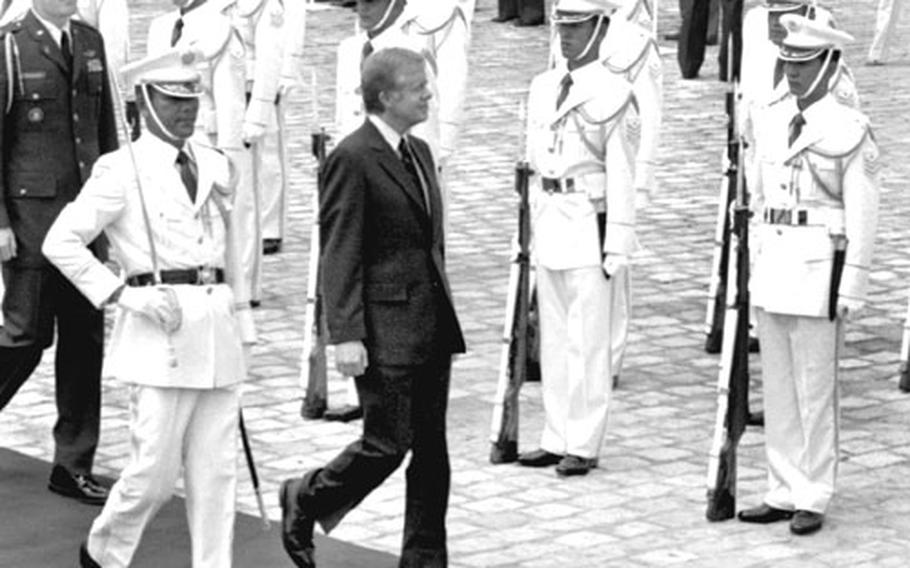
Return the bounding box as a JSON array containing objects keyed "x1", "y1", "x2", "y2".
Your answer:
[{"x1": 361, "y1": 47, "x2": 425, "y2": 114}]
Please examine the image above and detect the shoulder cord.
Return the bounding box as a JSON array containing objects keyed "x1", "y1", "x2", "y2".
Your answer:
[
  {"x1": 803, "y1": 129, "x2": 869, "y2": 203},
  {"x1": 571, "y1": 95, "x2": 634, "y2": 159}
]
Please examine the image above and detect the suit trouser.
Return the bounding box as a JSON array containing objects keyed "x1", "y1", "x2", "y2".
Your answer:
[
  {"x1": 496, "y1": 0, "x2": 545, "y2": 25},
  {"x1": 298, "y1": 357, "x2": 452, "y2": 568},
  {"x1": 537, "y1": 265, "x2": 613, "y2": 459},
  {"x1": 0, "y1": 264, "x2": 102, "y2": 475},
  {"x1": 677, "y1": 0, "x2": 719, "y2": 79},
  {"x1": 87, "y1": 385, "x2": 240, "y2": 568},
  {"x1": 869, "y1": 0, "x2": 903, "y2": 61},
  {"x1": 258, "y1": 101, "x2": 288, "y2": 242},
  {"x1": 756, "y1": 309, "x2": 839, "y2": 514}
]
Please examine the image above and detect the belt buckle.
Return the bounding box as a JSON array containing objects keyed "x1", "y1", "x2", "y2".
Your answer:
[{"x1": 198, "y1": 266, "x2": 214, "y2": 285}]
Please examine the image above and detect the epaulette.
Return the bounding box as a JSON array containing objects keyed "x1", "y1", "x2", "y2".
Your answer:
[
  {"x1": 408, "y1": 0, "x2": 463, "y2": 35},
  {"x1": 810, "y1": 107, "x2": 870, "y2": 159},
  {"x1": 601, "y1": 22, "x2": 653, "y2": 75},
  {"x1": 0, "y1": 19, "x2": 24, "y2": 37}
]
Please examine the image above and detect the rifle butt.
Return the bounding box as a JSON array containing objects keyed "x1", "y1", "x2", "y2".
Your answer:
[
  {"x1": 490, "y1": 440, "x2": 518, "y2": 464},
  {"x1": 706, "y1": 450, "x2": 737, "y2": 521},
  {"x1": 899, "y1": 361, "x2": 910, "y2": 393}
]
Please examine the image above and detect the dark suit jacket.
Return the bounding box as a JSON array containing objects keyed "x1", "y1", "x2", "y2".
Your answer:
[
  {"x1": 319, "y1": 119, "x2": 465, "y2": 367},
  {"x1": 0, "y1": 10, "x2": 118, "y2": 268}
]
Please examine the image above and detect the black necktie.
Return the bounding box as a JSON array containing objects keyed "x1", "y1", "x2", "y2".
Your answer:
[
  {"x1": 556, "y1": 73, "x2": 573, "y2": 109},
  {"x1": 361, "y1": 39, "x2": 374, "y2": 63},
  {"x1": 176, "y1": 150, "x2": 198, "y2": 203},
  {"x1": 788, "y1": 112, "x2": 805, "y2": 147},
  {"x1": 171, "y1": 17, "x2": 185, "y2": 47},
  {"x1": 61, "y1": 30, "x2": 73, "y2": 70},
  {"x1": 399, "y1": 138, "x2": 429, "y2": 214}
]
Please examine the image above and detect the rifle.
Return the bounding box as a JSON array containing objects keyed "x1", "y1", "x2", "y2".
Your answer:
[
  {"x1": 238, "y1": 410, "x2": 270, "y2": 531},
  {"x1": 705, "y1": 79, "x2": 750, "y2": 522},
  {"x1": 899, "y1": 290, "x2": 910, "y2": 393},
  {"x1": 299, "y1": 125, "x2": 330, "y2": 419},
  {"x1": 489, "y1": 158, "x2": 533, "y2": 464}
]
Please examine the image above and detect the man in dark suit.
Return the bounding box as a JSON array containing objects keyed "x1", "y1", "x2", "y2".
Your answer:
[
  {"x1": 493, "y1": 0, "x2": 545, "y2": 26},
  {"x1": 0, "y1": 0, "x2": 118, "y2": 505},
  {"x1": 280, "y1": 47, "x2": 465, "y2": 568}
]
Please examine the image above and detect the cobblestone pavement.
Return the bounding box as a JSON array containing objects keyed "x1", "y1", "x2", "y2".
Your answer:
[{"x1": 2, "y1": 1, "x2": 910, "y2": 566}]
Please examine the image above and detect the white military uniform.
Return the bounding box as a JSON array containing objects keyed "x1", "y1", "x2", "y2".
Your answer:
[
  {"x1": 550, "y1": 12, "x2": 661, "y2": 380},
  {"x1": 147, "y1": 1, "x2": 262, "y2": 304},
  {"x1": 236, "y1": 0, "x2": 305, "y2": 245},
  {"x1": 526, "y1": 58, "x2": 638, "y2": 460},
  {"x1": 751, "y1": 94, "x2": 880, "y2": 514},
  {"x1": 335, "y1": 0, "x2": 468, "y2": 167},
  {"x1": 43, "y1": 127, "x2": 256, "y2": 566},
  {"x1": 868, "y1": 0, "x2": 903, "y2": 63}
]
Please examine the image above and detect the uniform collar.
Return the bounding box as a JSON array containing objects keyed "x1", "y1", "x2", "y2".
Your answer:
[
  {"x1": 29, "y1": 8, "x2": 71, "y2": 47},
  {"x1": 783, "y1": 93, "x2": 835, "y2": 161}
]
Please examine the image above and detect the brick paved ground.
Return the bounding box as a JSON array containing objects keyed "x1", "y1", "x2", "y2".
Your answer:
[{"x1": 2, "y1": 1, "x2": 910, "y2": 566}]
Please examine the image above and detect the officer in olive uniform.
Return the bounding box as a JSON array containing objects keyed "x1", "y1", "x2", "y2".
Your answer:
[
  {"x1": 517, "y1": 0, "x2": 640, "y2": 477},
  {"x1": 738, "y1": 13, "x2": 880, "y2": 536},
  {"x1": 0, "y1": 0, "x2": 117, "y2": 505}
]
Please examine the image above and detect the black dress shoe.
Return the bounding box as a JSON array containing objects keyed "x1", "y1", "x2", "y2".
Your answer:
[
  {"x1": 48, "y1": 465, "x2": 108, "y2": 506},
  {"x1": 747, "y1": 410, "x2": 765, "y2": 427},
  {"x1": 280, "y1": 479, "x2": 316, "y2": 568},
  {"x1": 263, "y1": 238, "x2": 282, "y2": 255},
  {"x1": 790, "y1": 510, "x2": 824, "y2": 535},
  {"x1": 737, "y1": 503, "x2": 794, "y2": 524},
  {"x1": 555, "y1": 455, "x2": 597, "y2": 477},
  {"x1": 79, "y1": 542, "x2": 101, "y2": 568},
  {"x1": 323, "y1": 404, "x2": 363, "y2": 422},
  {"x1": 517, "y1": 449, "x2": 562, "y2": 467}
]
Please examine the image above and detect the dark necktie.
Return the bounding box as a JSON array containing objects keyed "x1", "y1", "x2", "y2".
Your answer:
[
  {"x1": 556, "y1": 73, "x2": 573, "y2": 109},
  {"x1": 788, "y1": 112, "x2": 805, "y2": 147},
  {"x1": 361, "y1": 39, "x2": 374, "y2": 63},
  {"x1": 61, "y1": 30, "x2": 73, "y2": 71},
  {"x1": 171, "y1": 17, "x2": 185, "y2": 46},
  {"x1": 176, "y1": 150, "x2": 198, "y2": 203},
  {"x1": 399, "y1": 138, "x2": 430, "y2": 214}
]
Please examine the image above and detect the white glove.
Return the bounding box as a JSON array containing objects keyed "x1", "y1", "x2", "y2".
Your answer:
[
  {"x1": 242, "y1": 121, "x2": 267, "y2": 145},
  {"x1": 837, "y1": 298, "x2": 864, "y2": 322},
  {"x1": 118, "y1": 286, "x2": 183, "y2": 333},
  {"x1": 335, "y1": 340, "x2": 369, "y2": 378},
  {"x1": 602, "y1": 254, "x2": 628, "y2": 278},
  {"x1": 0, "y1": 227, "x2": 17, "y2": 261}
]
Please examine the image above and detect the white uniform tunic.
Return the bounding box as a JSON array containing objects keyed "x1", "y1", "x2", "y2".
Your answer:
[
  {"x1": 750, "y1": 93, "x2": 880, "y2": 514},
  {"x1": 148, "y1": 3, "x2": 262, "y2": 303},
  {"x1": 42, "y1": 135, "x2": 256, "y2": 567},
  {"x1": 526, "y1": 59, "x2": 637, "y2": 459}
]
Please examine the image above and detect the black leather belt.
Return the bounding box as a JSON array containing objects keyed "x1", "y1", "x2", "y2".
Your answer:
[
  {"x1": 126, "y1": 268, "x2": 225, "y2": 287},
  {"x1": 542, "y1": 177, "x2": 575, "y2": 194}
]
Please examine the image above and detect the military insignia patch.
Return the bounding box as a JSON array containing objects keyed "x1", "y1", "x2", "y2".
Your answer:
[
  {"x1": 863, "y1": 145, "x2": 881, "y2": 177},
  {"x1": 86, "y1": 58, "x2": 104, "y2": 73},
  {"x1": 27, "y1": 107, "x2": 44, "y2": 123},
  {"x1": 84, "y1": 50, "x2": 96, "y2": 58}
]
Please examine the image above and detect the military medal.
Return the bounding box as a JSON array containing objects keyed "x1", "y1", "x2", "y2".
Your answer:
[{"x1": 27, "y1": 107, "x2": 44, "y2": 123}]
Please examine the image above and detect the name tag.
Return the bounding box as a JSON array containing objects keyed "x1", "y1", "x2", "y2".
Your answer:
[
  {"x1": 86, "y1": 58, "x2": 103, "y2": 73},
  {"x1": 21, "y1": 71, "x2": 46, "y2": 80}
]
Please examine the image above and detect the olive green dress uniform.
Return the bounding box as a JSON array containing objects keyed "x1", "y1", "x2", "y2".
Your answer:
[{"x1": 0, "y1": 9, "x2": 117, "y2": 477}]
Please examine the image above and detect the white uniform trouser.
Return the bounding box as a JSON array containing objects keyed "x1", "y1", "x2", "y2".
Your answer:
[
  {"x1": 87, "y1": 385, "x2": 240, "y2": 568},
  {"x1": 537, "y1": 264, "x2": 613, "y2": 459},
  {"x1": 258, "y1": 102, "x2": 288, "y2": 242},
  {"x1": 868, "y1": 0, "x2": 903, "y2": 62},
  {"x1": 756, "y1": 309, "x2": 839, "y2": 514},
  {"x1": 226, "y1": 144, "x2": 263, "y2": 302},
  {"x1": 611, "y1": 265, "x2": 630, "y2": 377}
]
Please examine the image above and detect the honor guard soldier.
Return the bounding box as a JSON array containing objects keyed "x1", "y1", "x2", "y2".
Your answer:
[
  {"x1": 44, "y1": 49, "x2": 256, "y2": 568},
  {"x1": 737, "y1": 12, "x2": 880, "y2": 536},
  {"x1": 148, "y1": 0, "x2": 262, "y2": 306},
  {"x1": 235, "y1": 0, "x2": 306, "y2": 256},
  {"x1": 328, "y1": 0, "x2": 469, "y2": 422},
  {"x1": 0, "y1": 0, "x2": 118, "y2": 506},
  {"x1": 517, "y1": 0, "x2": 640, "y2": 477},
  {"x1": 549, "y1": 0, "x2": 662, "y2": 387}
]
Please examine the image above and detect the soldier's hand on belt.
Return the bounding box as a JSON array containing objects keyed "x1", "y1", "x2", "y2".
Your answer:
[
  {"x1": 117, "y1": 286, "x2": 183, "y2": 333},
  {"x1": 602, "y1": 254, "x2": 628, "y2": 278},
  {"x1": 0, "y1": 227, "x2": 17, "y2": 261},
  {"x1": 837, "y1": 298, "x2": 864, "y2": 322},
  {"x1": 335, "y1": 340, "x2": 369, "y2": 378}
]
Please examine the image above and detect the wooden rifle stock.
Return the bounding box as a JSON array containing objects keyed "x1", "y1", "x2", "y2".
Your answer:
[
  {"x1": 489, "y1": 160, "x2": 533, "y2": 463},
  {"x1": 300, "y1": 128, "x2": 330, "y2": 419},
  {"x1": 706, "y1": 79, "x2": 750, "y2": 521}
]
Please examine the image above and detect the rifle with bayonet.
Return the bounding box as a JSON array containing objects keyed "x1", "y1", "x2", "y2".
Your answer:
[
  {"x1": 706, "y1": 76, "x2": 750, "y2": 521},
  {"x1": 299, "y1": 125, "x2": 330, "y2": 419}
]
